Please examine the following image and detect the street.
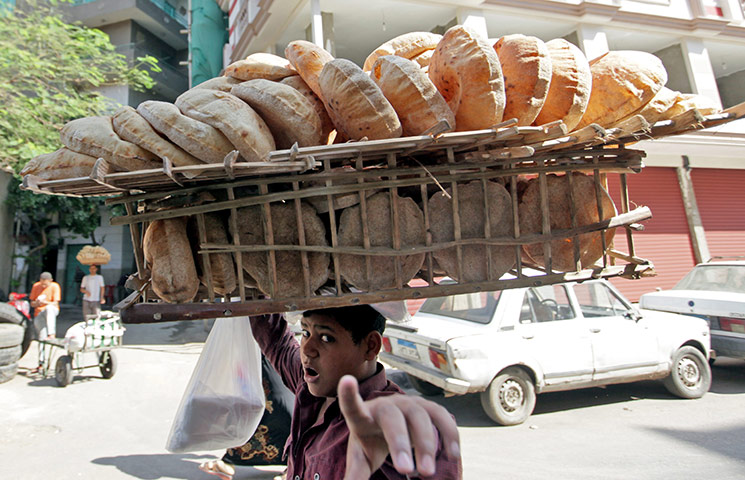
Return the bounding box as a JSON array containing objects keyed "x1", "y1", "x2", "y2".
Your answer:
[{"x1": 1, "y1": 307, "x2": 745, "y2": 479}]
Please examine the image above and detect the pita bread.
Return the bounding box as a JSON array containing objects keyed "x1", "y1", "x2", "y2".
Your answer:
[
  {"x1": 518, "y1": 173, "x2": 616, "y2": 271},
  {"x1": 60, "y1": 116, "x2": 161, "y2": 172},
  {"x1": 363, "y1": 31, "x2": 442, "y2": 72},
  {"x1": 428, "y1": 25, "x2": 505, "y2": 131},
  {"x1": 144, "y1": 218, "x2": 199, "y2": 304},
  {"x1": 175, "y1": 89, "x2": 276, "y2": 162},
  {"x1": 224, "y1": 52, "x2": 297, "y2": 81},
  {"x1": 664, "y1": 92, "x2": 721, "y2": 119},
  {"x1": 493, "y1": 34, "x2": 552, "y2": 126},
  {"x1": 112, "y1": 106, "x2": 203, "y2": 168},
  {"x1": 633, "y1": 86, "x2": 679, "y2": 125},
  {"x1": 533, "y1": 38, "x2": 592, "y2": 131},
  {"x1": 21, "y1": 147, "x2": 97, "y2": 180},
  {"x1": 576, "y1": 50, "x2": 667, "y2": 129},
  {"x1": 231, "y1": 79, "x2": 322, "y2": 149},
  {"x1": 319, "y1": 58, "x2": 402, "y2": 141},
  {"x1": 371, "y1": 55, "x2": 455, "y2": 136},
  {"x1": 191, "y1": 76, "x2": 242, "y2": 92},
  {"x1": 338, "y1": 192, "x2": 426, "y2": 291},
  {"x1": 137, "y1": 101, "x2": 235, "y2": 163},
  {"x1": 187, "y1": 213, "x2": 236, "y2": 296},
  {"x1": 411, "y1": 49, "x2": 434, "y2": 69},
  {"x1": 280, "y1": 75, "x2": 335, "y2": 143},
  {"x1": 232, "y1": 202, "x2": 329, "y2": 298},
  {"x1": 429, "y1": 180, "x2": 515, "y2": 283},
  {"x1": 285, "y1": 40, "x2": 334, "y2": 101}
]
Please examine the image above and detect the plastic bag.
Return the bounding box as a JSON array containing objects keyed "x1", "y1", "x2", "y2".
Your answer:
[{"x1": 166, "y1": 316, "x2": 265, "y2": 453}]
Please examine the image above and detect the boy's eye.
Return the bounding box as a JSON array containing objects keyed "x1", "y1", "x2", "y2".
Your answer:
[
  {"x1": 320, "y1": 334, "x2": 334, "y2": 343},
  {"x1": 301, "y1": 330, "x2": 310, "y2": 338}
]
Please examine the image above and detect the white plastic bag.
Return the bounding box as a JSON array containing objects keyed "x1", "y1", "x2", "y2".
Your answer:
[{"x1": 166, "y1": 316, "x2": 265, "y2": 453}]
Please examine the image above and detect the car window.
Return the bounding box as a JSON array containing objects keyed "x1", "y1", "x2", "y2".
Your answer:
[
  {"x1": 418, "y1": 291, "x2": 502, "y2": 324},
  {"x1": 673, "y1": 265, "x2": 745, "y2": 293},
  {"x1": 573, "y1": 283, "x2": 629, "y2": 318},
  {"x1": 519, "y1": 285, "x2": 575, "y2": 323}
]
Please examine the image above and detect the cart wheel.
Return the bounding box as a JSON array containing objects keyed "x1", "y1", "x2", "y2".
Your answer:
[
  {"x1": 99, "y1": 350, "x2": 117, "y2": 379},
  {"x1": 55, "y1": 355, "x2": 73, "y2": 387}
]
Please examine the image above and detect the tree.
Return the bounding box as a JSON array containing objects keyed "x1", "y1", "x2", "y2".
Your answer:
[{"x1": 0, "y1": 0, "x2": 159, "y2": 284}]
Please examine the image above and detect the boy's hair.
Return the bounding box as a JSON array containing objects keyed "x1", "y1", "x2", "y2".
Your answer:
[{"x1": 303, "y1": 305, "x2": 385, "y2": 344}]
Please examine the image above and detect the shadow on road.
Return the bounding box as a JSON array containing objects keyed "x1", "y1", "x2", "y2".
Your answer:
[
  {"x1": 646, "y1": 423, "x2": 745, "y2": 463},
  {"x1": 710, "y1": 358, "x2": 745, "y2": 394}
]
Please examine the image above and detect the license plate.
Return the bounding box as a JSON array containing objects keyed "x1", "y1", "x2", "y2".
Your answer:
[{"x1": 397, "y1": 339, "x2": 420, "y2": 359}]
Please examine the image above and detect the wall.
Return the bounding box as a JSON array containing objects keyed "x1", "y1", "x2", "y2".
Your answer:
[
  {"x1": 0, "y1": 170, "x2": 15, "y2": 296},
  {"x1": 716, "y1": 69, "x2": 745, "y2": 108},
  {"x1": 654, "y1": 43, "x2": 694, "y2": 93}
]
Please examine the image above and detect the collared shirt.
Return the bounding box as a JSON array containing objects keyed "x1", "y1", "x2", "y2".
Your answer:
[
  {"x1": 250, "y1": 314, "x2": 461, "y2": 480},
  {"x1": 29, "y1": 281, "x2": 61, "y2": 317}
]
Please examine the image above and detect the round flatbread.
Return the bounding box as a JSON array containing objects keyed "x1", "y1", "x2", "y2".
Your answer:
[
  {"x1": 428, "y1": 25, "x2": 505, "y2": 131},
  {"x1": 664, "y1": 92, "x2": 721, "y2": 119},
  {"x1": 285, "y1": 40, "x2": 334, "y2": 101},
  {"x1": 21, "y1": 147, "x2": 97, "y2": 180},
  {"x1": 144, "y1": 217, "x2": 200, "y2": 304},
  {"x1": 224, "y1": 52, "x2": 297, "y2": 81},
  {"x1": 280, "y1": 75, "x2": 335, "y2": 143},
  {"x1": 191, "y1": 76, "x2": 243, "y2": 92},
  {"x1": 363, "y1": 31, "x2": 442, "y2": 72},
  {"x1": 338, "y1": 192, "x2": 426, "y2": 291},
  {"x1": 493, "y1": 34, "x2": 552, "y2": 126},
  {"x1": 429, "y1": 180, "x2": 515, "y2": 283},
  {"x1": 371, "y1": 55, "x2": 455, "y2": 136}
]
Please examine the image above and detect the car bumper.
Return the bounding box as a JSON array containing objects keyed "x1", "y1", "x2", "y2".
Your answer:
[
  {"x1": 380, "y1": 353, "x2": 471, "y2": 394},
  {"x1": 711, "y1": 333, "x2": 745, "y2": 359}
]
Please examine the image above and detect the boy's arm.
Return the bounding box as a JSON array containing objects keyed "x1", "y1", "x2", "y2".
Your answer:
[
  {"x1": 249, "y1": 314, "x2": 303, "y2": 392},
  {"x1": 338, "y1": 375, "x2": 462, "y2": 479}
]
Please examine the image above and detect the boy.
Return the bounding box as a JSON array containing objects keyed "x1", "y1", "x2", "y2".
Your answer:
[
  {"x1": 29, "y1": 271, "x2": 61, "y2": 372},
  {"x1": 244, "y1": 305, "x2": 462, "y2": 479}
]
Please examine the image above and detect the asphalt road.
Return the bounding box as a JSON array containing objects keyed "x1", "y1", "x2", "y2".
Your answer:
[{"x1": 2, "y1": 306, "x2": 745, "y2": 479}]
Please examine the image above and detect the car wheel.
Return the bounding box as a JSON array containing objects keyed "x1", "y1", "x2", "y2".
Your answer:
[
  {"x1": 480, "y1": 367, "x2": 536, "y2": 426},
  {"x1": 663, "y1": 346, "x2": 711, "y2": 399},
  {"x1": 406, "y1": 373, "x2": 443, "y2": 396}
]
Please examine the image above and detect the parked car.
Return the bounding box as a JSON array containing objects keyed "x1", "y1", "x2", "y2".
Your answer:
[
  {"x1": 381, "y1": 277, "x2": 712, "y2": 426},
  {"x1": 639, "y1": 260, "x2": 745, "y2": 361}
]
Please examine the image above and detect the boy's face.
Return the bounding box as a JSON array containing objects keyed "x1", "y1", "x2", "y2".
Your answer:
[{"x1": 300, "y1": 313, "x2": 378, "y2": 398}]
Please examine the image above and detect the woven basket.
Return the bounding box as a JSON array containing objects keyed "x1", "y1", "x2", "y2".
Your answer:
[{"x1": 76, "y1": 245, "x2": 111, "y2": 265}]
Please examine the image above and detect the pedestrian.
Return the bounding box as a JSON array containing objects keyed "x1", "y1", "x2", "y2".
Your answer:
[
  {"x1": 80, "y1": 264, "x2": 106, "y2": 320},
  {"x1": 201, "y1": 305, "x2": 461, "y2": 480},
  {"x1": 29, "y1": 271, "x2": 61, "y2": 373}
]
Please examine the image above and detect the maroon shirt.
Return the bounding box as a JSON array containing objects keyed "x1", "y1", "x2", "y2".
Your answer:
[{"x1": 250, "y1": 314, "x2": 462, "y2": 480}]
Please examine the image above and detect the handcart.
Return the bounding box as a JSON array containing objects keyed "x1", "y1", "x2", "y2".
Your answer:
[{"x1": 37, "y1": 310, "x2": 125, "y2": 387}]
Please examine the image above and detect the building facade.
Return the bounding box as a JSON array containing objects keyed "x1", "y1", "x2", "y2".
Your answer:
[{"x1": 224, "y1": 0, "x2": 745, "y2": 300}]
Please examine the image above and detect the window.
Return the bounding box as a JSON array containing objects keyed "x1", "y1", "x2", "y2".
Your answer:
[
  {"x1": 419, "y1": 291, "x2": 501, "y2": 324},
  {"x1": 519, "y1": 285, "x2": 575, "y2": 323},
  {"x1": 574, "y1": 283, "x2": 629, "y2": 318},
  {"x1": 674, "y1": 265, "x2": 745, "y2": 293}
]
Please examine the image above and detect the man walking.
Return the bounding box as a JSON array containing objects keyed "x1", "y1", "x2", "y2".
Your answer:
[
  {"x1": 29, "y1": 271, "x2": 61, "y2": 372},
  {"x1": 80, "y1": 264, "x2": 105, "y2": 319}
]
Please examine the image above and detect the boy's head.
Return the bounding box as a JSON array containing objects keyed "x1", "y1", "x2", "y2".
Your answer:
[{"x1": 299, "y1": 305, "x2": 386, "y2": 397}]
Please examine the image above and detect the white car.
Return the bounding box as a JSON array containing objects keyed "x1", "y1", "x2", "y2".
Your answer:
[
  {"x1": 381, "y1": 278, "x2": 712, "y2": 426},
  {"x1": 639, "y1": 260, "x2": 745, "y2": 361}
]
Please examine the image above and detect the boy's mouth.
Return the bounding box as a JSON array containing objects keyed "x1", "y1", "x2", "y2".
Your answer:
[{"x1": 304, "y1": 366, "x2": 319, "y2": 383}]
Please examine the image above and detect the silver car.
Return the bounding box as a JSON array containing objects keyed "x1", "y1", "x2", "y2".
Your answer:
[
  {"x1": 381, "y1": 278, "x2": 712, "y2": 426},
  {"x1": 639, "y1": 260, "x2": 745, "y2": 361}
]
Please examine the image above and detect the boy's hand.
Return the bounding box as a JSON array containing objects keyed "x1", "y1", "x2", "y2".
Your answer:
[{"x1": 338, "y1": 375, "x2": 460, "y2": 479}]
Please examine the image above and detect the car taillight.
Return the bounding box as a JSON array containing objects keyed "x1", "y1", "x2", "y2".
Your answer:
[
  {"x1": 719, "y1": 318, "x2": 745, "y2": 334},
  {"x1": 382, "y1": 336, "x2": 392, "y2": 353},
  {"x1": 429, "y1": 348, "x2": 448, "y2": 370}
]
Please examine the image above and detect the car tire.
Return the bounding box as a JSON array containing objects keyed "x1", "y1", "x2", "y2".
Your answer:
[
  {"x1": 0, "y1": 362, "x2": 19, "y2": 384},
  {"x1": 406, "y1": 373, "x2": 443, "y2": 396},
  {"x1": 0, "y1": 344, "x2": 22, "y2": 366},
  {"x1": 0, "y1": 303, "x2": 24, "y2": 326},
  {"x1": 480, "y1": 367, "x2": 536, "y2": 426},
  {"x1": 0, "y1": 323, "x2": 24, "y2": 348},
  {"x1": 663, "y1": 346, "x2": 711, "y2": 399}
]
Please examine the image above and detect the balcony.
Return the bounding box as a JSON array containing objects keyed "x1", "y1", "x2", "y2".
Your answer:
[{"x1": 116, "y1": 42, "x2": 188, "y2": 101}]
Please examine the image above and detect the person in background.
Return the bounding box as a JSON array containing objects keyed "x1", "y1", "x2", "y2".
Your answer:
[
  {"x1": 29, "y1": 271, "x2": 61, "y2": 373},
  {"x1": 80, "y1": 264, "x2": 105, "y2": 319}
]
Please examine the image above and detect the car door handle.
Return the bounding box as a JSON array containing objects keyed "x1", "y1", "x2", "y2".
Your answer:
[{"x1": 589, "y1": 328, "x2": 601, "y2": 333}]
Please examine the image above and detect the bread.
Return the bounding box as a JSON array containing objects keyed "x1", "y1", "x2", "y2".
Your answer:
[
  {"x1": 112, "y1": 106, "x2": 204, "y2": 168},
  {"x1": 280, "y1": 75, "x2": 335, "y2": 143},
  {"x1": 576, "y1": 50, "x2": 667, "y2": 129},
  {"x1": 191, "y1": 76, "x2": 242, "y2": 92},
  {"x1": 144, "y1": 218, "x2": 200, "y2": 303},
  {"x1": 285, "y1": 40, "x2": 334, "y2": 101},
  {"x1": 533, "y1": 39, "x2": 592, "y2": 131},
  {"x1": 371, "y1": 55, "x2": 455, "y2": 136},
  {"x1": 232, "y1": 202, "x2": 329, "y2": 298},
  {"x1": 428, "y1": 25, "x2": 505, "y2": 131},
  {"x1": 664, "y1": 92, "x2": 721, "y2": 119},
  {"x1": 493, "y1": 34, "x2": 552, "y2": 126},
  {"x1": 137, "y1": 101, "x2": 235, "y2": 163},
  {"x1": 411, "y1": 49, "x2": 434, "y2": 69},
  {"x1": 338, "y1": 192, "x2": 426, "y2": 290},
  {"x1": 188, "y1": 213, "x2": 236, "y2": 296},
  {"x1": 175, "y1": 89, "x2": 276, "y2": 162},
  {"x1": 231, "y1": 79, "x2": 321, "y2": 149},
  {"x1": 363, "y1": 31, "x2": 442, "y2": 72},
  {"x1": 224, "y1": 53, "x2": 297, "y2": 81},
  {"x1": 60, "y1": 116, "x2": 161, "y2": 172},
  {"x1": 21, "y1": 147, "x2": 98, "y2": 180},
  {"x1": 429, "y1": 180, "x2": 515, "y2": 282},
  {"x1": 634, "y1": 86, "x2": 679, "y2": 125},
  {"x1": 518, "y1": 173, "x2": 616, "y2": 271},
  {"x1": 319, "y1": 58, "x2": 402, "y2": 141}
]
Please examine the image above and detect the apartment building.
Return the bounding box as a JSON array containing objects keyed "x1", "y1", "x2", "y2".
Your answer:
[{"x1": 225, "y1": 0, "x2": 745, "y2": 300}]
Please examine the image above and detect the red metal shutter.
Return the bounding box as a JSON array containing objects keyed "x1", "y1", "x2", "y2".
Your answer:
[
  {"x1": 691, "y1": 168, "x2": 745, "y2": 260},
  {"x1": 606, "y1": 168, "x2": 697, "y2": 301}
]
